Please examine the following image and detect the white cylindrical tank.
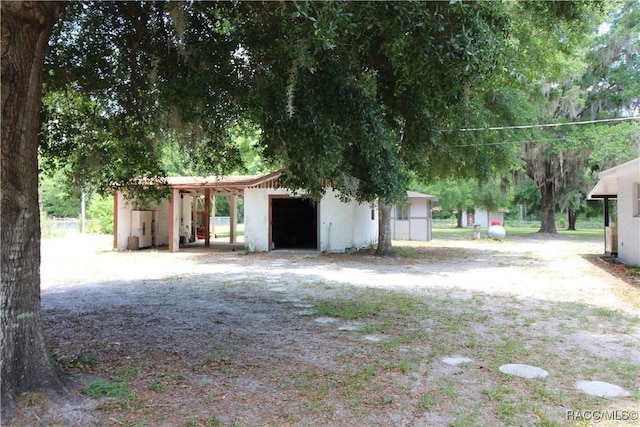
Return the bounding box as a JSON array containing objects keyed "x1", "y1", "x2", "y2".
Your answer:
[{"x1": 487, "y1": 224, "x2": 506, "y2": 239}]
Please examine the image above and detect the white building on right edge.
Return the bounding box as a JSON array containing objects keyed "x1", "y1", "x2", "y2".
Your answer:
[{"x1": 588, "y1": 157, "x2": 640, "y2": 267}]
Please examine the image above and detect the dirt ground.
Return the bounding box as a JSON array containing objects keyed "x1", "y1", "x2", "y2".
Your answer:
[{"x1": 6, "y1": 232, "x2": 640, "y2": 426}]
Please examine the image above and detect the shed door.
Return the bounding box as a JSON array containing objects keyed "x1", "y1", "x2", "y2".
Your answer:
[{"x1": 270, "y1": 197, "x2": 317, "y2": 250}]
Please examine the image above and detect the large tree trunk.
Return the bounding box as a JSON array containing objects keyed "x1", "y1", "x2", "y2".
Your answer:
[
  {"x1": 1, "y1": 2, "x2": 66, "y2": 419},
  {"x1": 567, "y1": 208, "x2": 577, "y2": 231},
  {"x1": 455, "y1": 208, "x2": 463, "y2": 228},
  {"x1": 525, "y1": 142, "x2": 558, "y2": 235},
  {"x1": 538, "y1": 178, "x2": 558, "y2": 234},
  {"x1": 376, "y1": 203, "x2": 394, "y2": 256}
]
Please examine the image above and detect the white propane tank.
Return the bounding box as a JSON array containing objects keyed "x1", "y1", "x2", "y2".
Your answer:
[{"x1": 487, "y1": 221, "x2": 506, "y2": 239}]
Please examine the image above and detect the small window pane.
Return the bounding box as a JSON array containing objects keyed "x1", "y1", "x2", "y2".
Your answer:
[{"x1": 396, "y1": 203, "x2": 409, "y2": 220}]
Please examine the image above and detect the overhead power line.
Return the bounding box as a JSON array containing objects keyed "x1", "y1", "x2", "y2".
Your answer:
[
  {"x1": 453, "y1": 137, "x2": 569, "y2": 148},
  {"x1": 450, "y1": 116, "x2": 640, "y2": 132}
]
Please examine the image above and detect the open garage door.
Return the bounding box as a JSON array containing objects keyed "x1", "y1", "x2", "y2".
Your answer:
[{"x1": 270, "y1": 197, "x2": 318, "y2": 250}]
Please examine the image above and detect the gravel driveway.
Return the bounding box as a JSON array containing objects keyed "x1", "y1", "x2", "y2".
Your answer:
[{"x1": 7, "y1": 232, "x2": 639, "y2": 426}]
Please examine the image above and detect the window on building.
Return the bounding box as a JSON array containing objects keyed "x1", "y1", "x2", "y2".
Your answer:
[
  {"x1": 635, "y1": 182, "x2": 640, "y2": 216},
  {"x1": 396, "y1": 203, "x2": 410, "y2": 220}
]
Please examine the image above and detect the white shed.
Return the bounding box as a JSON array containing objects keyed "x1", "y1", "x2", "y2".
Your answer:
[
  {"x1": 114, "y1": 171, "x2": 378, "y2": 253},
  {"x1": 471, "y1": 208, "x2": 509, "y2": 228},
  {"x1": 390, "y1": 191, "x2": 438, "y2": 241},
  {"x1": 588, "y1": 157, "x2": 640, "y2": 266}
]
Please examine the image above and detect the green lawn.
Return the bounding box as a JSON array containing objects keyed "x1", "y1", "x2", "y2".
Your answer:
[{"x1": 432, "y1": 223, "x2": 602, "y2": 241}]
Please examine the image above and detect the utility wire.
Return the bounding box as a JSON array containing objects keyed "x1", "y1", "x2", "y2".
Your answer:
[
  {"x1": 451, "y1": 128, "x2": 638, "y2": 147},
  {"x1": 446, "y1": 116, "x2": 640, "y2": 132},
  {"x1": 453, "y1": 137, "x2": 570, "y2": 148}
]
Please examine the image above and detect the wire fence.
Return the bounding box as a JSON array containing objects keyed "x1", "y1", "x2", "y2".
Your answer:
[
  {"x1": 432, "y1": 218, "x2": 603, "y2": 229},
  {"x1": 42, "y1": 217, "x2": 101, "y2": 237}
]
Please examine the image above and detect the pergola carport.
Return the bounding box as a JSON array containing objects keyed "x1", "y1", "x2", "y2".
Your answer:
[{"x1": 165, "y1": 171, "x2": 283, "y2": 252}]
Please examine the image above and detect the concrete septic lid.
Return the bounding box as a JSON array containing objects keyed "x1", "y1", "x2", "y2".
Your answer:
[
  {"x1": 442, "y1": 356, "x2": 473, "y2": 366},
  {"x1": 499, "y1": 364, "x2": 549, "y2": 379},
  {"x1": 314, "y1": 317, "x2": 338, "y2": 324},
  {"x1": 575, "y1": 381, "x2": 631, "y2": 398},
  {"x1": 338, "y1": 322, "x2": 364, "y2": 331}
]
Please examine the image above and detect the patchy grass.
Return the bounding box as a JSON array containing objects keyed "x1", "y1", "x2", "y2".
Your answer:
[
  {"x1": 391, "y1": 244, "x2": 472, "y2": 261},
  {"x1": 315, "y1": 289, "x2": 427, "y2": 321},
  {"x1": 85, "y1": 378, "x2": 128, "y2": 399},
  {"x1": 82, "y1": 365, "x2": 141, "y2": 413},
  {"x1": 293, "y1": 283, "x2": 639, "y2": 425}
]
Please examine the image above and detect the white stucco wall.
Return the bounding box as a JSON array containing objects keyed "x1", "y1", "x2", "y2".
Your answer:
[
  {"x1": 319, "y1": 189, "x2": 378, "y2": 252},
  {"x1": 350, "y1": 201, "x2": 378, "y2": 249},
  {"x1": 156, "y1": 199, "x2": 170, "y2": 247},
  {"x1": 178, "y1": 194, "x2": 191, "y2": 240},
  {"x1": 319, "y1": 189, "x2": 353, "y2": 252},
  {"x1": 243, "y1": 187, "x2": 378, "y2": 252},
  {"x1": 243, "y1": 187, "x2": 288, "y2": 252},
  {"x1": 115, "y1": 191, "x2": 132, "y2": 250},
  {"x1": 617, "y1": 173, "x2": 640, "y2": 266}
]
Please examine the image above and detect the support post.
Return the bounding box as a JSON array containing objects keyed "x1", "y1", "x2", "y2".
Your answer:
[
  {"x1": 602, "y1": 197, "x2": 610, "y2": 255},
  {"x1": 169, "y1": 189, "x2": 180, "y2": 252},
  {"x1": 204, "y1": 188, "x2": 211, "y2": 247},
  {"x1": 211, "y1": 195, "x2": 216, "y2": 240},
  {"x1": 81, "y1": 191, "x2": 86, "y2": 234},
  {"x1": 191, "y1": 192, "x2": 197, "y2": 241},
  {"x1": 229, "y1": 194, "x2": 237, "y2": 243},
  {"x1": 113, "y1": 192, "x2": 119, "y2": 249}
]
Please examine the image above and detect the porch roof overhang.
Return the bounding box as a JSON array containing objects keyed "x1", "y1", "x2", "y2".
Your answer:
[
  {"x1": 167, "y1": 170, "x2": 284, "y2": 196},
  {"x1": 587, "y1": 158, "x2": 640, "y2": 200},
  {"x1": 586, "y1": 178, "x2": 617, "y2": 200}
]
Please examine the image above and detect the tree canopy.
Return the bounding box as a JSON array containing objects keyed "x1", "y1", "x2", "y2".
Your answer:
[
  {"x1": 41, "y1": 1, "x2": 526, "y2": 255},
  {"x1": 242, "y1": 2, "x2": 516, "y2": 198}
]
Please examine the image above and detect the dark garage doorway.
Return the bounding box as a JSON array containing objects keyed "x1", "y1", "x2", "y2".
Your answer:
[{"x1": 271, "y1": 197, "x2": 318, "y2": 250}]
